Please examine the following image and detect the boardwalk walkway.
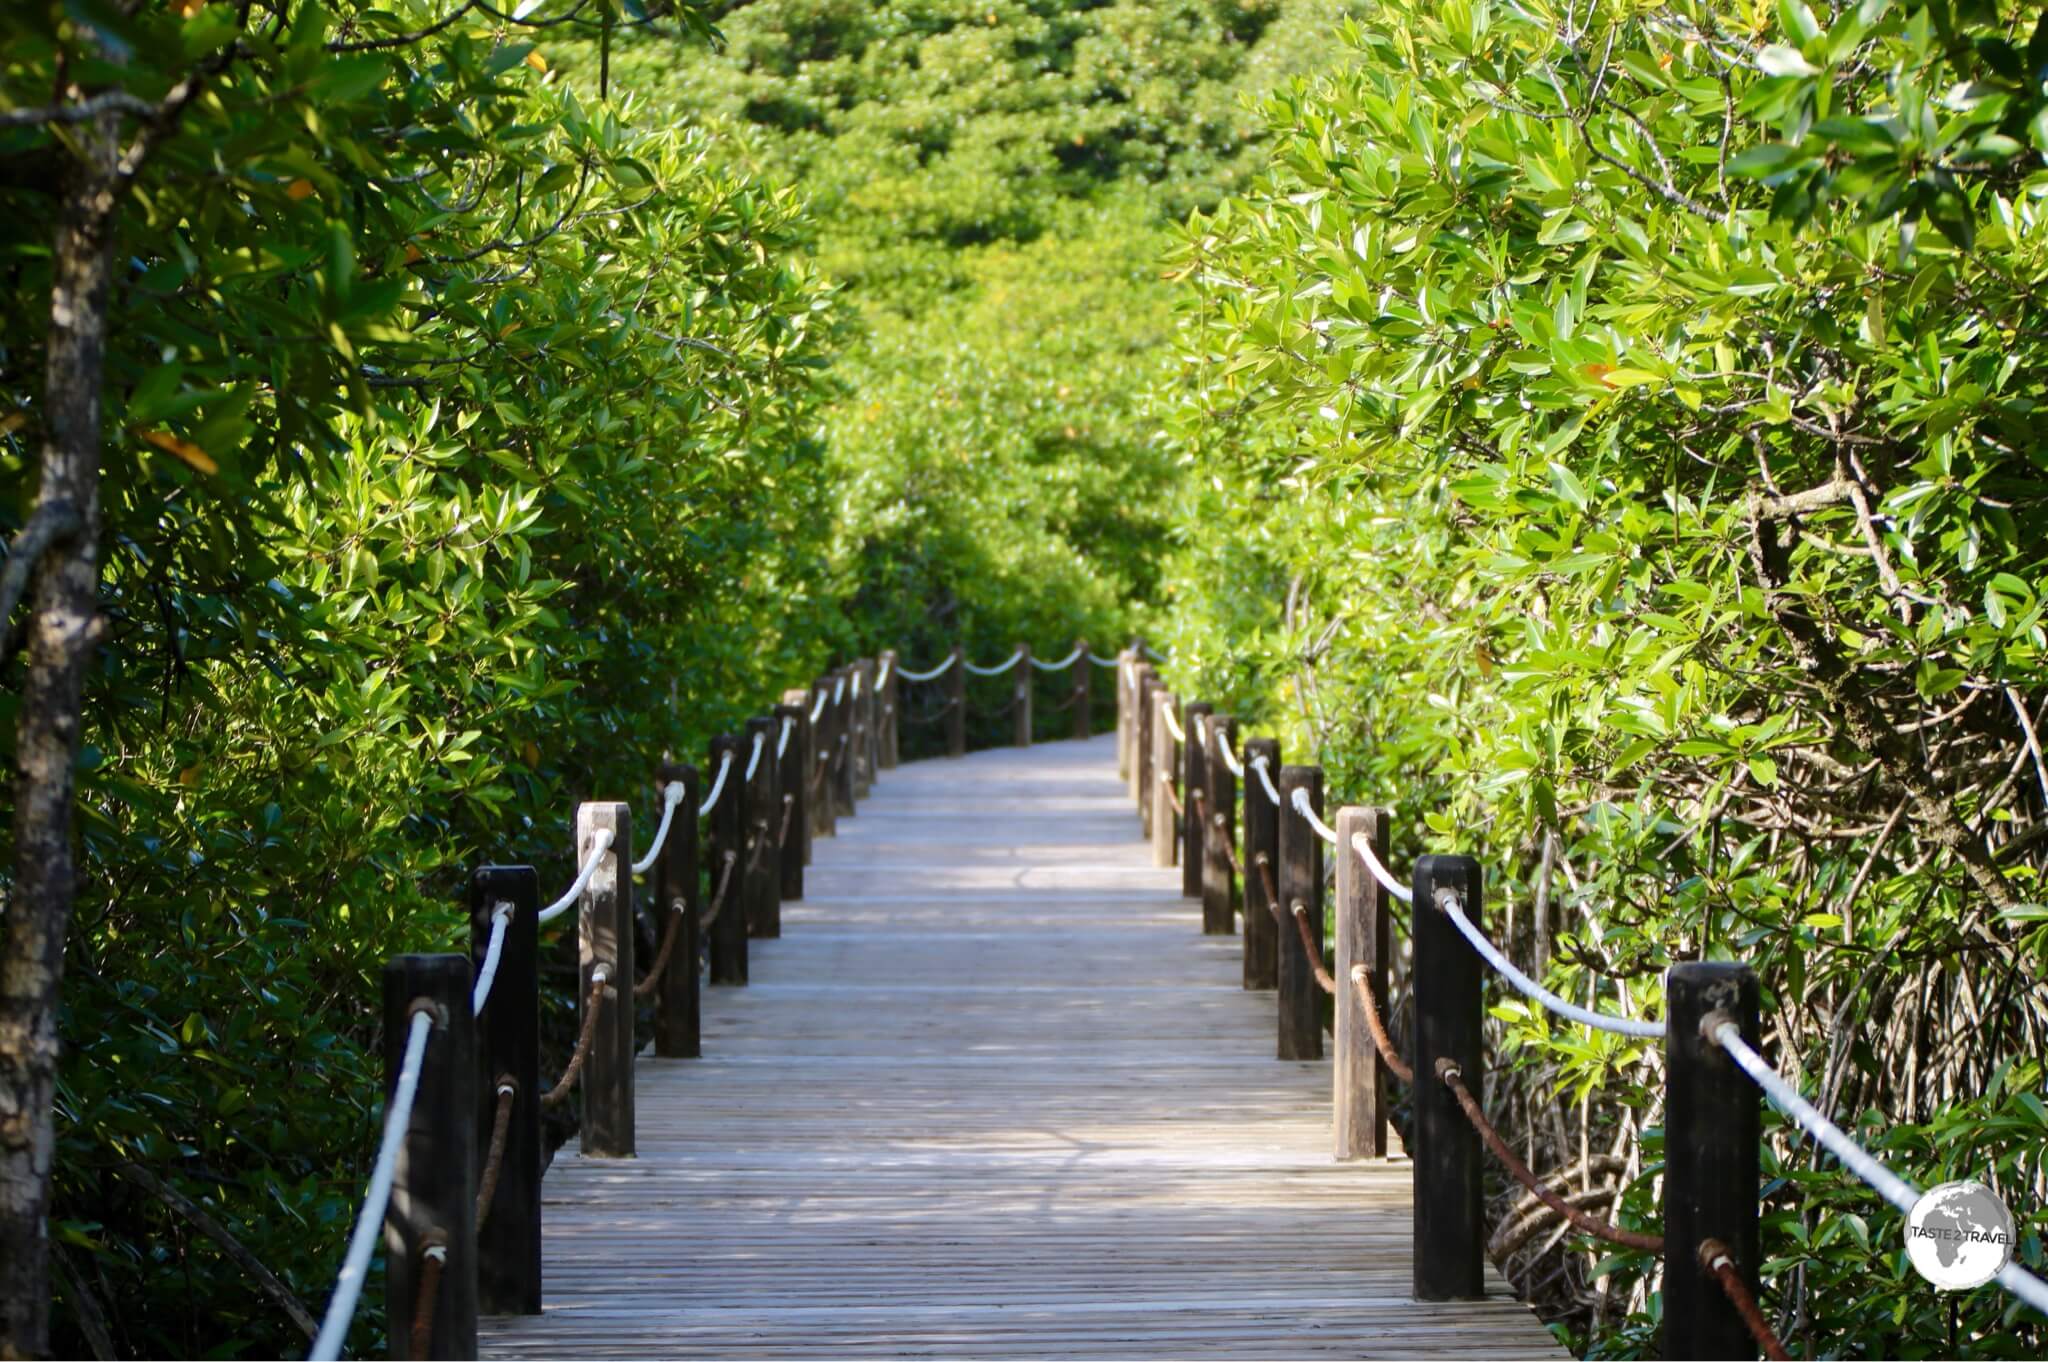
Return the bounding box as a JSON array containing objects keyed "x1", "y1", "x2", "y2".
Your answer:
[{"x1": 482, "y1": 735, "x2": 1563, "y2": 1358}]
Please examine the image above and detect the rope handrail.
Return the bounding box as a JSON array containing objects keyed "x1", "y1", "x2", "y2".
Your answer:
[
  {"x1": 536, "y1": 828, "x2": 614, "y2": 927},
  {"x1": 473, "y1": 1079, "x2": 516, "y2": 1231},
  {"x1": 1159, "y1": 704, "x2": 1185, "y2": 744},
  {"x1": 963, "y1": 648, "x2": 1025, "y2": 676},
  {"x1": 1289, "y1": 902, "x2": 1336, "y2": 994},
  {"x1": 1159, "y1": 770, "x2": 1183, "y2": 820},
  {"x1": 1442, "y1": 893, "x2": 1665, "y2": 1039},
  {"x1": 1710, "y1": 1019, "x2": 2048, "y2": 1315},
  {"x1": 1141, "y1": 644, "x2": 1166, "y2": 662},
  {"x1": 743, "y1": 728, "x2": 765, "y2": 782},
  {"x1": 893, "y1": 654, "x2": 957, "y2": 682},
  {"x1": 776, "y1": 716, "x2": 793, "y2": 759},
  {"x1": 1348, "y1": 965, "x2": 1413, "y2": 1084},
  {"x1": 852, "y1": 669, "x2": 863, "y2": 698},
  {"x1": 540, "y1": 968, "x2": 608, "y2": 1109},
  {"x1": 698, "y1": 748, "x2": 734, "y2": 816},
  {"x1": 1350, "y1": 831, "x2": 1414, "y2": 904},
  {"x1": 1288, "y1": 786, "x2": 1339, "y2": 846},
  {"x1": 809, "y1": 688, "x2": 829, "y2": 721},
  {"x1": 307, "y1": 1007, "x2": 433, "y2": 1361},
  {"x1": 470, "y1": 904, "x2": 513, "y2": 1014},
  {"x1": 1088, "y1": 651, "x2": 1120, "y2": 667},
  {"x1": 1249, "y1": 753, "x2": 1282, "y2": 805},
  {"x1": 698, "y1": 849, "x2": 739, "y2": 930},
  {"x1": 409, "y1": 1244, "x2": 446, "y2": 1360},
  {"x1": 877, "y1": 657, "x2": 893, "y2": 688},
  {"x1": 833, "y1": 676, "x2": 846, "y2": 704},
  {"x1": 1215, "y1": 733, "x2": 1245, "y2": 778},
  {"x1": 630, "y1": 781, "x2": 687, "y2": 875},
  {"x1": 1701, "y1": 1239, "x2": 1791, "y2": 1361},
  {"x1": 1028, "y1": 645, "x2": 1085, "y2": 671},
  {"x1": 1190, "y1": 712, "x2": 1208, "y2": 749},
  {"x1": 1254, "y1": 851, "x2": 1280, "y2": 920},
  {"x1": 633, "y1": 892, "x2": 689, "y2": 999}
]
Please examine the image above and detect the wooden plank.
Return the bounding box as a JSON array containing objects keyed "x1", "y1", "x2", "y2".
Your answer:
[{"x1": 482, "y1": 737, "x2": 1563, "y2": 1360}]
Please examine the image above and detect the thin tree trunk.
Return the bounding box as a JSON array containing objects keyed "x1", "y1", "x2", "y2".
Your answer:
[{"x1": 1, "y1": 121, "x2": 117, "y2": 1359}]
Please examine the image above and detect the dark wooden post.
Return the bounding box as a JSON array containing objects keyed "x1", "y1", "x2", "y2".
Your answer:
[
  {"x1": 1013, "y1": 644, "x2": 1033, "y2": 747},
  {"x1": 469, "y1": 867, "x2": 539, "y2": 1315},
  {"x1": 1136, "y1": 669, "x2": 1158, "y2": 831},
  {"x1": 652, "y1": 763, "x2": 701, "y2": 1059},
  {"x1": 1201, "y1": 715, "x2": 1237, "y2": 935},
  {"x1": 383, "y1": 954, "x2": 477, "y2": 1360},
  {"x1": 1116, "y1": 648, "x2": 1135, "y2": 787},
  {"x1": 810, "y1": 683, "x2": 837, "y2": 841},
  {"x1": 945, "y1": 646, "x2": 967, "y2": 758},
  {"x1": 1664, "y1": 963, "x2": 1761, "y2": 1360},
  {"x1": 851, "y1": 660, "x2": 875, "y2": 800},
  {"x1": 878, "y1": 651, "x2": 901, "y2": 770},
  {"x1": 745, "y1": 715, "x2": 781, "y2": 939},
  {"x1": 831, "y1": 672, "x2": 857, "y2": 817},
  {"x1": 707, "y1": 734, "x2": 748, "y2": 986},
  {"x1": 1241, "y1": 737, "x2": 1281, "y2": 990},
  {"x1": 1071, "y1": 639, "x2": 1092, "y2": 741},
  {"x1": 1149, "y1": 688, "x2": 1178, "y2": 869},
  {"x1": 1181, "y1": 703, "x2": 1211, "y2": 900},
  {"x1": 1333, "y1": 806, "x2": 1390, "y2": 1159},
  {"x1": 774, "y1": 703, "x2": 807, "y2": 899},
  {"x1": 575, "y1": 801, "x2": 634, "y2": 1158},
  {"x1": 1412, "y1": 853, "x2": 1484, "y2": 1300},
  {"x1": 1276, "y1": 765, "x2": 1324, "y2": 1062},
  {"x1": 783, "y1": 689, "x2": 816, "y2": 866},
  {"x1": 862, "y1": 656, "x2": 882, "y2": 784}
]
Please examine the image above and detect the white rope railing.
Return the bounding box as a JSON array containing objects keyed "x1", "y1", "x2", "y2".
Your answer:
[
  {"x1": 1288, "y1": 786, "x2": 1339, "y2": 845},
  {"x1": 1160, "y1": 705, "x2": 1185, "y2": 744},
  {"x1": 536, "y1": 828, "x2": 614, "y2": 927},
  {"x1": 1029, "y1": 645, "x2": 1085, "y2": 671},
  {"x1": 1216, "y1": 733, "x2": 1245, "y2": 778},
  {"x1": 1250, "y1": 753, "x2": 1282, "y2": 805},
  {"x1": 698, "y1": 748, "x2": 734, "y2": 816},
  {"x1": 776, "y1": 716, "x2": 793, "y2": 759},
  {"x1": 470, "y1": 904, "x2": 513, "y2": 1014},
  {"x1": 1141, "y1": 644, "x2": 1166, "y2": 662},
  {"x1": 833, "y1": 676, "x2": 846, "y2": 705},
  {"x1": 1444, "y1": 894, "x2": 1665, "y2": 1038},
  {"x1": 1191, "y1": 713, "x2": 1208, "y2": 749},
  {"x1": 893, "y1": 654, "x2": 957, "y2": 682},
  {"x1": 1089, "y1": 651, "x2": 1121, "y2": 667},
  {"x1": 807, "y1": 690, "x2": 827, "y2": 723},
  {"x1": 743, "y1": 728, "x2": 765, "y2": 782},
  {"x1": 630, "y1": 781, "x2": 687, "y2": 875},
  {"x1": 963, "y1": 648, "x2": 1025, "y2": 676},
  {"x1": 1350, "y1": 831, "x2": 1413, "y2": 904},
  {"x1": 307, "y1": 1009, "x2": 433, "y2": 1361},
  {"x1": 852, "y1": 670, "x2": 863, "y2": 698},
  {"x1": 877, "y1": 657, "x2": 893, "y2": 688}
]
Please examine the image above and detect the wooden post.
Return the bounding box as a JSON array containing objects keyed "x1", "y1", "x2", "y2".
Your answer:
[
  {"x1": 707, "y1": 734, "x2": 747, "y2": 986},
  {"x1": 1180, "y1": 703, "x2": 1211, "y2": 900},
  {"x1": 1241, "y1": 737, "x2": 1281, "y2": 990},
  {"x1": 745, "y1": 715, "x2": 781, "y2": 939},
  {"x1": 1276, "y1": 765, "x2": 1324, "y2": 1062},
  {"x1": 383, "y1": 953, "x2": 477, "y2": 1360},
  {"x1": 1412, "y1": 853, "x2": 1484, "y2": 1300},
  {"x1": 652, "y1": 765, "x2": 701, "y2": 1059},
  {"x1": 1149, "y1": 688, "x2": 1178, "y2": 869},
  {"x1": 831, "y1": 672, "x2": 856, "y2": 817},
  {"x1": 1201, "y1": 715, "x2": 1237, "y2": 935},
  {"x1": 1013, "y1": 644, "x2": 1033, "y2": 747},
  {"x1": 878, "y1": 651, "x2": 901, "y2": 770},
  {"x1": 1071, "y1": 639, "x2": 1092, "y2": 742},
  {"x1": 1333, "y1": 806, "x2": 1390, "y2": 1160},
  {"x1": 469, "y1": 867, "x2": 539, "y2": 1315},
  {"x1": 945, "y1": 646, "x2": 967, "y2": 758},
  {"x1": 810, "y1": 683, "x2": 837, "y2": 841},
  {"x1": 1136, "y1": 670, "x2": 1158, "y2": 833},
  {"x1": 575, "y1": 801, "x2": 634, "y2": 1158},
  {"x1": 774, "y1": 703, "x2": 807, "y2": 899},
  {"x1": 1664, "y1": 962, "x2": 1761, "y2": 1360},
  {"x1": 1115, "y1": 648, "x2": 1135, "y2": 785},
  {"x1": 851, "y1": 660, "x2": 875, "y2": 800}
]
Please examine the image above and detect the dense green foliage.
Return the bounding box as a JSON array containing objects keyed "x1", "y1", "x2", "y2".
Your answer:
[{"x1": 1146, "y1": 0, "x2": 2048, "y2": 1352}]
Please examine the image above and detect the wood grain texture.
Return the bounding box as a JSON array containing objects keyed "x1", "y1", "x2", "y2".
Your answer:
[{"x1": 482, "y1": 736, "x2": 1565, "y2": 1360}]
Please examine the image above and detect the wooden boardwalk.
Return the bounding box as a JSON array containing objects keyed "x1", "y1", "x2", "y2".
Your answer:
[{"x1": 481, "y1": 736, "x2": 1565, "y2": 1358}]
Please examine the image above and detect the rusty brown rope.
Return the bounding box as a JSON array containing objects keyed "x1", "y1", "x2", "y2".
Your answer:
[
  {"x1": 633, "y1": 903, "x2": 686, "y2": 999},
  {"x1": 698, "y1": 849, "x2": 739, "y2": 930},
  {"x1": 474, "y1": 1080, "x2": 516, "y2": 1229},
  {"x1": 1347, "y1": 965, "x2": 1413, "y2": 1084},
  {"x1": 1289, "y1": 902, "x2": 1337, "y2": 994},
  {"x1": 1700, "y1": 1239, "x2": 1789, "y2": 1361},
  {"x1": 410, "y1": 1244, "x2": 446, "y2": 1359},
  {"x1": 1254, "y1": 852, "x2": 1281, "y2": 920},
  {"x1": 777, "y1": 792, "x2": 795, "y2": 847},
  {"x1": 1044, "y1": 683, "x2": 1087, "y2": 713},
  {"x1": 745, "y1": 817, "x2": 773, "y2": 872},
  {"x1": 1214, "y1": 814, "x2": 1242, "y2": 877},
  {"x1": 1159, "y1": 770, "x2": 1184, "y2": 819},
  {"x1": 1437, "y1": 1059, "x2": 1665, "y2": 1253},
  {"x1": 540, "y1": 970, "x2": 607, "y2": 1109}
]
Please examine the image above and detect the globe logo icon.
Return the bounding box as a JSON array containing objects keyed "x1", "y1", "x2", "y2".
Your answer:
[{"x1": 1905, "y1": 1181, "x2": 2016, "y2": 1290}]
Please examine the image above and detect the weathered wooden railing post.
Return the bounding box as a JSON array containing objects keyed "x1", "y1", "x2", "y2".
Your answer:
[
  {"x1": 1241, "y1": 736, "x2": 1281, "y2": 989},
  {"x1": 1333, "y1": 806, "x2": 1390, "y2": 1160},
  {"x1": 707, "y1": 734, "x2": 748, "y2": 985},
  {"x1": 945, "y1": 646, "x2": 967, "y2": 758},
  {"x1": 831, "y1": 672, "x2": 857, "y2": 818},
  {"x1": 1149, "y1": 687, "x2": 1178, "y2": 869},
  {"x1": 1135, "y1": 668, "x2": 1158, "y2": 832},
  {"x1": 1180, "y1": 703, "x2": 1211, "y2": 900},
  {"x1": 652, "y1": 764, "x2": 701, "y2": 1059},
  {"x1": 1412, "y1": 853, "x2": 1484, "y2": 1300},
  {"x1": 1201, "y1": 714, "x2": 1237, "y2": 935},
  {"x1": 774, "y1": 702, "x2": 807, "y2": 897},
  {"x1": 1115, "y1": 648, "x2": 1136, "y2": 787},
  {"x1": 1275, "y1": 765, "x2": 1324, "y2": 1062},
  {"x1": 384, "y1": 953, "x2": 477, "y2": 1360},
  {"x1": 878, "y1": 651, "x2": 901, "y2": 770},
  {"x1": 1665, "y1": 962, "x2": 1761, "y2": 1359},
  {"x1": 576, "y1": 801, "x2": 634, "y2": 1158},
  {"x1": 744, "y1": 715, "x2": 781, "y2": 939},
  {"x1": 1013, "y1": 644, "x2": 1033, "y2": 747},
  {"x1": 469, "y1": 867, "x2": 539, "y2": 1315},
  {"x1": 810, "y1": 681, "x2": 837, "y2": 841},
  {"x1": 1071, "y1": 638, "x2": 1092, "y2": 741},
  {"x1": 852, "y1": 660, "x2": 876, "y2": 800}
]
